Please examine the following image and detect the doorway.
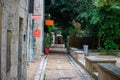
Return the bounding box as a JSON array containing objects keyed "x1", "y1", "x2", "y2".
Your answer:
[
  {"x1": 18, "y1": 18, "x2": 23, "y2": 80},
  {"x1": 6, "y1": 30, "x2": 12, "y2": 80}
]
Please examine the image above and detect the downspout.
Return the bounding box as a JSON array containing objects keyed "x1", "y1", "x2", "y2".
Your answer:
[
  {"x1": 31, "y1": 19, "x2": 34, "y2": 58},
  {"x1": 42, "y1": 0, "x2": 45, "y2": 54},
  {"x1": 26, "y1": 0, "x2": 30, "y2": 63}
]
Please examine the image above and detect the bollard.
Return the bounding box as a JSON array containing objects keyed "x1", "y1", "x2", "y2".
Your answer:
[{"x1": 83, "y1": 45, "x2": 88, "y2": 56}]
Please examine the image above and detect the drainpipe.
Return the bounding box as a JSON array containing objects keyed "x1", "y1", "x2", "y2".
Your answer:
[
  {"x1": 31, "y1": 19, "x2": 34, "y2": 58},
  {"x1": 26, "y1": 0, "x2": 30, "y2": 63},
  {"x1": 42, "y1": 0, "x2": 45, "y2": 54}
]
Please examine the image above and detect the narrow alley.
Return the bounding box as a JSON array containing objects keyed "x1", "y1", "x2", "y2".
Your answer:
[
  {"x1": 1, "y1": 0, "x2": 120, "y2": 80},
  {"x1": 27, "y1": 44, "x2": 94, "y2": 80}
]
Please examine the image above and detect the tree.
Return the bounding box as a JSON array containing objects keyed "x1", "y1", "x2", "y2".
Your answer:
[
  {"x1": 77, "y1": 0, "x2": 120, "y2": 51},
  {"x1": 45, "y1": 0, "x2": 93, "y2": 47},
  {"x1": 45, "y1": 0, "x2": 120, "y2": 50},
  {"x1": 92, "y1": 0, "x2": 120, "y2": 51}
]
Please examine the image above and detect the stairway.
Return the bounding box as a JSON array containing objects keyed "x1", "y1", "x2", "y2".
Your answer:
[{"x1": 50, "y1": 44, "x2": 67, "y2": 53}]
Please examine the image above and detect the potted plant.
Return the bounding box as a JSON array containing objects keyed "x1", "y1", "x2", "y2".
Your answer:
[{"x1": 44, "y1": 35, "x2": 53, "y2": 55}]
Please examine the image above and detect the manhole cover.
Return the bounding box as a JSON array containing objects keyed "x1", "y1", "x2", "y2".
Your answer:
[{"x1": 59, "y1": 77, "x2": 73, "y2": 80}]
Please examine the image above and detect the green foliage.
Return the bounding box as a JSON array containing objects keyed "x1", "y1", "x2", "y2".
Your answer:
[
  {"x1": 44, "y1": 35, "x2": 53, "y2": 47},
  {"x1": 44, "y1": 14, "x2": 54, "y2": 33},
  {"x1": 104, "y1": 39, "x2": 119, "y2": 50},
  {"x1": 43, "y1": 74, "x2": 46, "y2": 80},
  {"x1": 45, "y1": 0, "x2": 93, "y2": 47},
  {"x1": 46, "y1": 0, "x2": 92, "y2": 29},
  {"x1": 100, "y1": 51, "x2": 118, "y2": 55},
  {"x1": 44, "y1": 25, "x2": 54, "y2": 33},
  {"x1": 93, "y1": 0, "x2": 120, "y2": 7},
  {"x1": 93, "y1": 0, "x2": 120, "y2": 50},
  {"x1": 45, "y1": 0, "x2": 120, "y2": 51},
  {"x1": 98, "y1": 47, "x2": 105, "y2": 52},
  {"x1": 76, "y1": 0, "x2": 120, "y2": 51},
  {"x1": 110, "y1": 3, "x2": 120, "y2": 15}
]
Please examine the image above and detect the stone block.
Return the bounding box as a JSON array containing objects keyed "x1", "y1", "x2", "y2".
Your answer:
[
  {"x1": 85, "y1": 56, "x2": 116, "y2": 76},
  {"x1": 98, "y1": 63, "x2": 120, "y2": 80}
]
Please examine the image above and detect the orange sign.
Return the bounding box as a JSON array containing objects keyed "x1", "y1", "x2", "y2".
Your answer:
[
  {"x1": 32, "y1": 15, "x2": 41, "y2": 20},
  {"x1": 45, "y1": 20, "x2": 54, "y2": 26},
  {"x1": 33, "y1": 30, "x2": 41, "y2": 37}
]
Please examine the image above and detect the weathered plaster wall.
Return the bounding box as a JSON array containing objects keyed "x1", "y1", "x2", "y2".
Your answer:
[
  {"x1": 1, "y1": 0, "x2": 19, "y2": 79},
  {"x1": 1, "y1": 0, "x2": 28, "y2": 79}
]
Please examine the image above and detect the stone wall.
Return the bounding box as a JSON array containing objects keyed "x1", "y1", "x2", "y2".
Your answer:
[
  {"x1": 0, "y1": 0, "x2": 44, "y2": 79},
  {"x1": 18, "y1": 0, "x2": 28, "y2": 80},
  {"x1": 0, "y1": 0, "x2": 28, "y2": 80},
  {"x1": 1, "y1": 0, "x2": 19, "y2": 80}
]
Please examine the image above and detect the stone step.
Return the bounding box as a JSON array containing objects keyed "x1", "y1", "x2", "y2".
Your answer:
[
  {"x1": 51, "y1": 44, "x2": 65, "y2": 48},
  {"x1": 50, "y1": 48, "x2": 67, "y2": 53}
]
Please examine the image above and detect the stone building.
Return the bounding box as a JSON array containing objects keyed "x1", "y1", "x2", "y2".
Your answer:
[
  {"x1": 0, "y1": 0, "x2": 45, "y2": 79},
  {"x1": 0, "y1": 0, "x2": 28, "y2": 80},
  {"x1": 26, "y1": 0, "x2": 44, "y2": 62},
  {"x1": 33, "y1": 0, "x2": 44, "y2": 58},
  {"x1": 18, "y1": 0, "x2": 28, "y2": 80}
]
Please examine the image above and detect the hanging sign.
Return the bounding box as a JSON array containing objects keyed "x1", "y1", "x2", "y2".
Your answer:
[
  {"x1": 45, "y1": 20, "x2": 54, "y2": 26},
  {"x1": 33, "y1": 29, "x2": 41, "y2": 37},
  {"x1": 32, "y1": 15, "x2": 41, "y2": 20}
]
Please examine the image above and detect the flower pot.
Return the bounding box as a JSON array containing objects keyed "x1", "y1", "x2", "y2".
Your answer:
[{"x1": 45, "y1": 47, "x2": 50, "y2": 55}]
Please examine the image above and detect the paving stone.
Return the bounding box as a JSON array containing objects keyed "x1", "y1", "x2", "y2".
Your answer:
[
  {"x1": 45, "y1": 52, "x2": 83, "y2": 80},
  {"x1": 46, "y1": 70, "x2": 61, "y2": 80},
  {"x1": 27, "y1": 57, "x2": 42, "y2": 80}
]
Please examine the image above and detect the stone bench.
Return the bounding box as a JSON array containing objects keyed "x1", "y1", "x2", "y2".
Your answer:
[
  {"x1": 98, "y1": 63, "x2": 120, "y2": 80},
  {"x1": 85, "y1": 56, "x2": 116, "y2": 76},
  {"x1": 69, "y1": 47, "x2": 79, "y2": 54},
  {"x1": 69, "y1": 47, "x2": 79, "y2": 60},
  {"x1": 73, "y1": 51, "x2": 85, "y2": 61},
  {"x1": 69, "y1": 47, "x2": 85, "y2": 61}
]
